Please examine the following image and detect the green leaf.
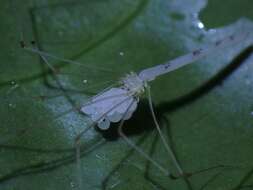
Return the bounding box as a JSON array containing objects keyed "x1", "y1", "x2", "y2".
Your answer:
[{"x1": 1, "y1": 0, "x2": 253, "y2": 189}]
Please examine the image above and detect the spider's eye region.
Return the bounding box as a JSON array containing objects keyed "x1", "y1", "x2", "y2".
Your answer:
[{"x1": 122, "y1": 72, "x2": 146, "y2": 95}]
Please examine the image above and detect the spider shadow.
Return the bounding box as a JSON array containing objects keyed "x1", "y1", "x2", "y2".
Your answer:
[
  {"x1": 101, "y1": 45, "x2": 253, "y2": 190},
  {"x1": 98, "y1": 100, "x2": 155, "y2": 141}
]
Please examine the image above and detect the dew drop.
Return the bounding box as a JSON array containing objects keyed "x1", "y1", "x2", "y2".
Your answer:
[
  {"x1": 197, "y1": 21, "x2": 204, "y2": 29},
  {"x1": 10, "y1": 81, "x2": 16, "y2": 85}
]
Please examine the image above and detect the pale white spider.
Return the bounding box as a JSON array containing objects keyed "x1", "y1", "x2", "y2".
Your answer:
[{"x1": 23, "y1": 31, "x2": 248, "y2": 182}]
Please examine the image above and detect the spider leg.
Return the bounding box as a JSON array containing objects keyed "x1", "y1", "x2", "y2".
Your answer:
[
  {"x1": 146, "y1": 86, "x2": 184, "y2": 177},
  {"x1": 74, "y1": 96, "x2": 132, "y2": 189},
  {"x1": 118, "y1": 100, "x2": 172, "y2": 177}
]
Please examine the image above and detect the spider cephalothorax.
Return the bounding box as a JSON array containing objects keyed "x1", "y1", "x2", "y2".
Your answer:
[{"x1": 121, "y1": 72, "x2": 147, "y2": 97}]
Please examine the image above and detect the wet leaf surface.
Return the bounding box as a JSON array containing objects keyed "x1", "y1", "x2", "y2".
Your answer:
[{"x1": 0, "y1": 0, "x2": 253, "y2": 190}]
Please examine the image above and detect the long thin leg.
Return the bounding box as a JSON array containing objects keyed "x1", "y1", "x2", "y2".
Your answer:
[
  {"x1": 74, "y1": 96, "x2": 133, "y2": 188},
  {"x1": 24, "y1": 46, "x2": 115, "y2": 73},
  {"x1": 118, "y1": 100, "x2": 172, "y2": 177},
  {"x1": 27, "y1": 45, "x2": 83, "y2": 113},
  {"x1": 33, "y1": 44, "x2": 120, "y2": 99},
  {"x1": 147, "y1": 86, "x2": 228, "y2": 179},
  {"x1": 146, "y1": 87, "x2": 232, "y2": 180},
  {"x1": 146, "y1": 86, "x2": 184, "y2": 176},
  {"x1": 22, "y1": 44, "x2": 118, "y2": 92},
  {"x1": 31, "y1": 47, "x2": 130, "y2": 188},
  {"x1": 24, "y1": 45, "x2": 123, "y2": 121},
  {"x1": 75, "y1": 124, "x2": 94, "y2": 190},
  {"x1": 33, "y1": 78, "x2": 115, "y2": 101}
]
